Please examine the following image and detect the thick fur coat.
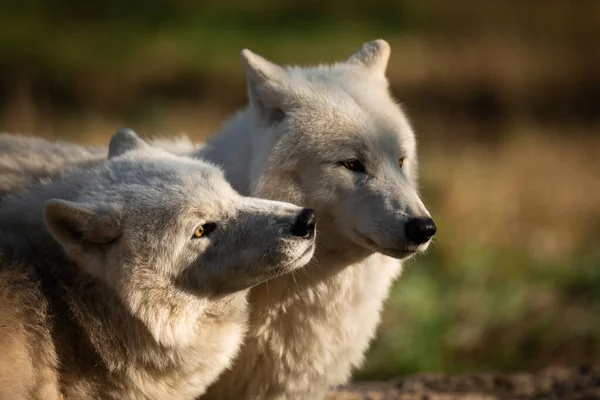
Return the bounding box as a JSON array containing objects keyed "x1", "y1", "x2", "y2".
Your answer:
[
  {"x1": 0, "y1": 130, "x2": 315, "y2": 399},
  {"x1": 199, "y1": 39, "x2": 434, "y2": 400},
  {"x1": 0, "y1": 40, "x2": 435, "y2": 399}
]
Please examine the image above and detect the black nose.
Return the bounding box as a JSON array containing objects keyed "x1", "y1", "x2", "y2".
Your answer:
[
  {"x1": 405, "y1": 217, "x2": 436, "y2": 245},
  {"x1": 290, "y1": 208, "x2": 316, "y2": 238}
]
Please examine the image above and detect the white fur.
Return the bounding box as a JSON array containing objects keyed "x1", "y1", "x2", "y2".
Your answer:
[
  {"x1": 199, "y1": 40, "x2": 434, "y2": 399},
  {"x1": 0, "y1": 40, "x2": 435, "y2": 400},
  {"x1": 0, "y1": 133, "x2": 106, "y2": 198},
  {"x1": 0, "y1": 130, "x2": 316, "y2": 399}
]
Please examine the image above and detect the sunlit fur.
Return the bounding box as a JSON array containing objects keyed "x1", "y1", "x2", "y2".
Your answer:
[
  {"x1": 0, "y1": 130, "x2": 314, "y2": 399},
  {"x1": 198, "y1": 40, "x2": 433, "y2": 400},
  {"x1": 0, "y1": 40, "x2": 434, "y2": 400}
]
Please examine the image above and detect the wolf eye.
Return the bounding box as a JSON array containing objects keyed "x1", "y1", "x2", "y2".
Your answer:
[
  {"x1": 398, "y1": 157, "x2": 405, "y2": 168},
  {"x1": 193, "y1": 226, "x2": 205, "y2": 238},
  {"x1": 192, "y1": 223, "x2": 216, "y2": 239},
  {"x1": 340, "y1": 159, "x2": 366, "y2": 173}
]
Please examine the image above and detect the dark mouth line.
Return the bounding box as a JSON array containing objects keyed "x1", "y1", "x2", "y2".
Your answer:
[
  {"x1": 294, "y1": 243, "x2": 316, "y2": 262},
  {"x1": 352, "y1": 229, "x2": 418, "y2": 254},
  {"x1": 271, "y1": 242, "x2": 316, "y2": 273}
]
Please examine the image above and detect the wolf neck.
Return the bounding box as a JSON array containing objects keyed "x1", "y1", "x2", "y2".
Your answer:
[
  {"x1": 199, "y1": 108, "x2": 403, "y2": 399},
  {"x1": 196, "y1": 109, "x2": 256, "y2": 195}
]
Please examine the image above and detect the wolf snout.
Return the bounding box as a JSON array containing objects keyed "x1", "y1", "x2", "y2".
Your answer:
[
  {"x1": 290, "y1": 208, "x2": 316, "y2": 238},
  {"x1": 405, "y1": 217, "x2": 436, "y2": 245}
]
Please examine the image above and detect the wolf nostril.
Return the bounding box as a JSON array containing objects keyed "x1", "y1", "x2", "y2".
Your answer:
[
  {"x1": 290, "y1": 208, "x2": 316, "y2": 238},
  {"x1": 405, "y1": 217, "x2": 436, "y2": 245}
]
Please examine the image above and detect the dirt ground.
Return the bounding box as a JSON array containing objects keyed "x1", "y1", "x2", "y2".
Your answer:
[{"x1": 325, "y1": 366, "x2": 600, "y2": 400}]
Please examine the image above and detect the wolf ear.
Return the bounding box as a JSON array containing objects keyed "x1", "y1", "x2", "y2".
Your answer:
[
  {"x1": 44, "y1": 199, "x2": 122, "y2": 263},
  {"x1": 108, "y1": 128, "x2": 150, "y2": 159},
  {"x1": 240, "y1": 49, "x2": 289, "y2": 123},
  {"x1": 346, "y1": 39, "x2": 391, "y2": 76}
]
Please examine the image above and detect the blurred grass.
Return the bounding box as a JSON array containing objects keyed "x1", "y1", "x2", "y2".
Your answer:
[
  {"x1": 359, "y1": 132, "x2": 600, "y2": 378},
  {"x1": 1, "y1": 0, "x2": 600, "y2": 380},
  {"x1": 0, "y1": 0, "x2": 414, "y2": 84}
]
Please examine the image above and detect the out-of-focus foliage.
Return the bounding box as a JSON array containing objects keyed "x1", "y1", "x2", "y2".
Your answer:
[{"x1": 1, "y1": 0, "x2": 599, "y2": 378}]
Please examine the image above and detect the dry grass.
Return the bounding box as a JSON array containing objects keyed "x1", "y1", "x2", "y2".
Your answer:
[
  {"x1": 1, "y1": 0, "x2": 599, "y2": 374},
  {"x1": 424, "y1": 129, "x2": 600, "y2": 263},
  {"x1": 3, "y1": 113, "x2": 598, "y2": 377}
]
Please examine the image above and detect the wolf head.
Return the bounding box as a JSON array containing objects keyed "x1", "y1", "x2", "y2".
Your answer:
[
  {"x1": 44, "y1": 129, "x2": 316, "y2": 300},
  {"x1": 240, "y1": 40, "x2": 435, "y2": 259}
]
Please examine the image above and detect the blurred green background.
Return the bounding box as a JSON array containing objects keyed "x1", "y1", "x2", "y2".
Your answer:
[{"x1": 1, "y1": 0, "x2": 599, "y2": 379}]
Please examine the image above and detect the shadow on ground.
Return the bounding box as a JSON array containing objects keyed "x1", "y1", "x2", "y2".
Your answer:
[{"x1": 326, "y1": 366, "x2": 600, "y2": 399}]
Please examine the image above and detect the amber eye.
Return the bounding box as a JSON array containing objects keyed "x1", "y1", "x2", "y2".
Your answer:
[
  {"x1": 398, "y1": 157, "x2": 405, "y2": 168},
  {"x1": 341, "y1": 159, "x2": 366, "y2": 173},
  {"x1": 193, "y1": 226, "x2": 205, "y2": 238},
  {"x1": 192, "y1": 223, "x2": 216, "y2": 239}
]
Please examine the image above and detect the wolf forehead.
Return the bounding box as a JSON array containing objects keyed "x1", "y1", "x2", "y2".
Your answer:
[
  {"x1": 77, "y1": 153, "x2": 234, "y2": 207},
  {"x1": 276, "y1": 96, "x2": 416, "y2": 164},
  {"x1": 289, "y1": 74, "x2": 404, "y2": 120},
  {"x1": 270, "y1": 68, "x2": 415, "y2": 149}
]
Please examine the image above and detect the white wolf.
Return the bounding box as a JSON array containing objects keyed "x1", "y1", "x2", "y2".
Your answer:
[
  {"x1": 0, "y1": 129, "x2": 316, "y2": 399},
  {"x1": 198, "y1": 39, "x2": 436, "y2": 400},
  {"x1": 0, "y1": 40, "x2": 436, "y2": 399}
]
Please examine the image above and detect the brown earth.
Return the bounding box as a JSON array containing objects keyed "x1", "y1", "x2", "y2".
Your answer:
[{"x1": 325, "y1": 366, "x2": 600, "y2": 400}]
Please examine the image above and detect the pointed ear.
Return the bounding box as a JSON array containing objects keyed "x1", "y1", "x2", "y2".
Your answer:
[
  {"x1": 240, "y1": 49, "x2": 289, "y2": 122},
  {"x1": 108, "y1": 128, "x2": 150, "y2": 159},
  {"x1": 346, "y1": 39, "x2": 390, "y2": 76},
  {"x1": 44, "y1": 199, "x2": 122, "y2": 261}
]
